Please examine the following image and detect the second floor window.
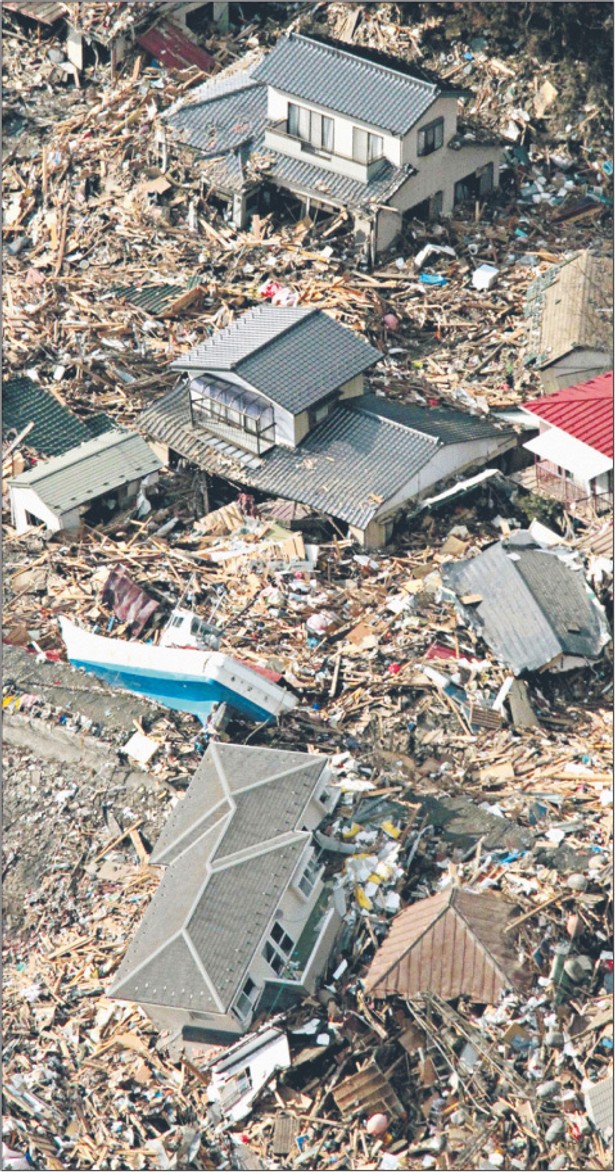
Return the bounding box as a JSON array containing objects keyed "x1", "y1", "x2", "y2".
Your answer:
[
  {"x1": 417, "y1": 117, "x2": 444, "y2": 156},
  {"x1": 296, "y1": 850, "x2": 322, "y2": 898},
  {"x1": 263, "y1": 920, "x2": 294, "y2": 975},
  {"x1": 353, "y1": 127, "x2": 383, "y2": 164},
  {"x1": 288, "y1": 103, "x2": 334, "y2": 152}
]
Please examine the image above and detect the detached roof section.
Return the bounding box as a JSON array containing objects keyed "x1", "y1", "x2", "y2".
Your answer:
[
  {"x1": 3, "y1": 376, "x2": 91, "y2": 457},
  {"x1": 365, "y1": 887, "x2": 526, "y2": 1003},
  {"x1": 524, "y1": 251, "x2": 613, "y2": 369},
  {"x1": 10, "y1": 430, "x2": 162, "y2": 514},
  {"x1": 171, "y1": 305, "x2": 382, "y2": 415},
  {"x1": 442, "y1": 532, "x2": 612, "y2": 674},
  {"x1": 110, "y1": 742, "x2": 328, "y2": 1015},
  {"x1": 252, "y1": 32, "x2": 456, "y2": 135},
  {"x1": 522, "y1": 372, "x2": 613, "y2": 459},
  {"x1": 137, "y1": 18, "x2": 215, "y2": 73}
]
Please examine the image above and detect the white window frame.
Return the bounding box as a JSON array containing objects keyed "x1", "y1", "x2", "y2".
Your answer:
[
  {"x1": 295, "y1": 851, "x2": 322, "y2": 898},
  {"x1": 263, "y1": 920, "x2": 294, "y2": 975},
  {"x1": 353, "y1": 127, "x2": 384, "y2": 164},
  {"x1": 417, "y1": 117, "x2": 444, "y2": 157},
  {"x1": 288, "y1": 102, "x2": 334, "y2": 152},
  {"x1": 235, "y1": 976, "x2": 259, "y2": 1020}
]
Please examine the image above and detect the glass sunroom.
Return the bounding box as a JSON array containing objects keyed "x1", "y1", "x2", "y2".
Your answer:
[{"x1": 188, "y1": 375, "x2": 276, "y2": 455}]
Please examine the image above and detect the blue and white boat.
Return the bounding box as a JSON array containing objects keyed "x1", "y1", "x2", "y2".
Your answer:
[{"x1": 59, "y1": 616, "x2": 297, "y2": 725}]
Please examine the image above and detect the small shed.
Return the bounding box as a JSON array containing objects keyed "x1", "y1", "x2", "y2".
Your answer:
[
  {"x1": 9, "y1": 429, "x2": 161, "y2": 535},
  {"x1": 524, "y1": 251, "x2": 613, "y2": 394}
]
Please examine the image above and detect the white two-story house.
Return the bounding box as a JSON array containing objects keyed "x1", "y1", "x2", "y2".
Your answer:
[
  {"x1": 159, "y1": 31, "x2": 502, "y2": 257},
  {"x1": 109, "y1": 742, "x2": 344, "y2": 1046}
]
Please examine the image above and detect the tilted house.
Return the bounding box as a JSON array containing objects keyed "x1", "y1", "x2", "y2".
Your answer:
[
  {"x1": 140, "y1": 304, "x2": 516, "y2": 548},
  {"x1": 109, "y1": 742, "x2": 345, "y2": 1046},
  {"x1": 158, "y1": 31, "x2": 502, "y2": 256},
  {"x1": 519, "y1": 372, "x2": 613, "y2": 515},
  {"x1": 523, "y1": 251, "x2": 613, "y2": 394}
]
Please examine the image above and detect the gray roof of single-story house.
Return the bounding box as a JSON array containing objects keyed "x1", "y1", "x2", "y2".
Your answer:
[
  {"x1": 165, "y1": 68, "x2": 266, "y2": 157},
  {"x1": 442, "y1": 531, "x2": 612, "y2": 674},
  {"x1": 140, "y1": 386, "x2": 513, "y2": 532},
  {"x1": 9, "y1": 429, "x2": 162, "y2": 515},
  {"x1": 252, "y1": 33, "x2": 453, "y2": 136},
  {"x1": 171, "y1": 305, "x2": 382, "y2": 415},
  {"x1": 109, "y1": 742, "x2": 328, "y2": 1016}
]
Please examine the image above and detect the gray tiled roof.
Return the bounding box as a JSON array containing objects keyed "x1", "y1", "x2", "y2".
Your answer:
[
  {"x1": 261, "y1": 149, "x2": 413, "y2": 211},
  {"x1": 252, "y1": 33, "x2": 441, "y2": 135},
  {"x1": 167, "y1": 75, "x2": 266, "y2": 157},
  {"x1": 172, "y1": 305, "x2": 381, "y2": 414},
  {"x1": 353, "y1": 397, "x2": 508, "y2": 444},
  {"x1": 442, "y1": 535, "x2": 612, "y2": 674},
  {"x1": 109, "y1": 743, "x2": 329, "y2": 1015},
  {"x1": 10, "y1": 430, "x2": 162, "y2": 514},
  {"x1": 3, "y1": 376, "x2": 92, "y2": 457}
]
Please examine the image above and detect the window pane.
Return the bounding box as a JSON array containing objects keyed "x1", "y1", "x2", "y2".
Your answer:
[
  {"x1": 368, "y1": 133, "x2": 383, "y2": 162},
  {"x1": 271, "y1": 922, "x2": 283, "y2": 944},
  {"x1": 322, "y1": 116, "x2": 333, "y2": 151},
  {"x1": 418, "y1": 128, "x2": 426, "y2": 155},
  {"x1": 288, "y1": 103, "x2": 299, "y2": 136},
  {"x1": 434, "y1": 120, "x2": 443, "y2": 149},
  {"x1": 353, "y1": 127, "x2": 367, "y2": 163},
  {"x1": 297, "y1": 105, "x2": 310, "y2": 140},
  {"x1": 310, "y1": 111, "x2": 322, "y2": 148}
]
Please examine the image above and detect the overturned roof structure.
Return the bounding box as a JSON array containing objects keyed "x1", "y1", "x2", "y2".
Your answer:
[{"x1": 365, "y1": 887, "x2": 526, "y2": 1003}]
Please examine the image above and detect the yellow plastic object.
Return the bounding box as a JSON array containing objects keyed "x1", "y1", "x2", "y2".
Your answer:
[
  {"x1": 381, "y1": 820, "x2": 401, "y2": 839},
  {"x1": 355, "y1": 886, "x2": 373, "y2": 910}
]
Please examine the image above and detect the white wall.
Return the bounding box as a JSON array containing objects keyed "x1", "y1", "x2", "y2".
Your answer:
[
  {"x1": 11, "y1": 485, "x2": 62, "y2": 534},
  {"x1": 376, "y1": 433, "x2": 517, "y2": 521},
  {"x1": 391, "y1": 141, "x2": 501, "y2": 217},
  {"x1": 401, "y1": 95, "x2": 457, "y2": 167},
  {"x1": 267, "y1": 87, "x2": 402, "y2": 167}
]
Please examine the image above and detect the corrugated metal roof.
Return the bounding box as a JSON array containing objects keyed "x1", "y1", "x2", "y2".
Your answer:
[
  {"x1": 354, "y1": 396, "x2": 509, "y2": 445},
  {"x1": 252, "y1": 33, "x2": 441, "y2": 135},
  {"x1": 261, "y1": 149, "x2": 413, "y2": 211},
  {"x1": 3, "y1": 376, "x2": 91, "y2": 456},
  {"x1": 172, "y1": 305, "x2": 381, "y2": 414},
  {"x1": 167, "y1": 76, "x2": 266, "y2": 157},
  {"x1": 137, "y1": 18, "x2": 215, "y2": 73},
  {"x1": 10, "y1": 430, "x2": 161, "y2": 514},
  {"x1": 110, "y1": 743, "x2": 329, "y2": 1015},
  {"x1": 522, "y1": 372, "x2": 613, "y2": 458},
  {"x1": 113, "y1": 282, "x2": 203, "y2": 317},
  {"x1": 524, "y1": 251, "x2": 613, "y2": 369},
  {"x1": 365, "y1": 887, "x2": 525, "y2": 1003},
  {"x1": 442, "y1": 535, "x2": 611, "y2": 674}
]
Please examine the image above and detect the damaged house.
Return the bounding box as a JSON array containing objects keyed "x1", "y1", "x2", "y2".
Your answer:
[
  {"x1": 140, "y1": 304, "x2": 516, "y2": 548},
  {"x1": 519, "y1": 372, "x2": 613, "y2": 516},
  {"x1": 441, "y1": 529, "x2": 612, "y2": 675},
  {"x1": 9, "y1": 428, "x2": 161, "y2": 535},
  {"x1": 109, "y1": 742, "x2": 345, "y2": 1046},
  {"x1": 523, "y1": 250, "x2": 613, "y2": 394},
  {"x1": 157, "y1": 31, "x2": 503, "y2": 255}
]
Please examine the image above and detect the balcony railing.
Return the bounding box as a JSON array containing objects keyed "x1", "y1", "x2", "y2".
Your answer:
[
  {"x1": 512, "y1": 461, "x2": 614, "y2": 518},
  {"x1": 264, "y1": 120, "x2": 388, "y2": 185},
  {"x1": 189, "y1": 393, "x2": 275, "y2": 457}
]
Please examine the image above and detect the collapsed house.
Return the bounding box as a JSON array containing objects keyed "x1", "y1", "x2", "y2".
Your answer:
[
  {"x1": 157, "y1": 30, "x2": 503, "y2": 254},
  {"x1": 523, "y1": 250, "x2": 613, "y2": 394},
  {"x1": 140, "y1": 304, "x2": 516, "y2": 547},
  {"x1": 109, "y1": 742, "x2": 344, "y2": 1045},
  {"x1": 9, "y1": 428, "x2": 161, "y2": 534},
  {"x1": 442, "y1": 529, "x2": 612, "y2": 675},
  {"x1": 518, "y1": 372, "x2": 613, "y2": 516},
  {"x1": 364, "y1": 887, "x2": 527, "y2": 1003}
]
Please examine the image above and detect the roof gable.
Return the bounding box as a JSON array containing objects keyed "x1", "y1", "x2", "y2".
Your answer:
[
  {"x1": 252, "y1": 32, "x2": 445, "y2": 135},
  {"x1": 365, "y1": 887, "x2": 524, "y2": 1002},
  {"x1": 525, "y1": 251, "x2": 613, "y2": 369}
]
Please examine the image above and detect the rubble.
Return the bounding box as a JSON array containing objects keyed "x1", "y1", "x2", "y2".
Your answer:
[{"x1": 2, "y1": 3, "x2": 613, "y2": 1171}]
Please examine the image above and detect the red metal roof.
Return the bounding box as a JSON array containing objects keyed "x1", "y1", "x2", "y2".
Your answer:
[
  {"x1": 522, "y1": 372, "x2": 613, "y2": 458},
  {"x1": 137, "y1": 19, "x2": 215, "y2": 73}
]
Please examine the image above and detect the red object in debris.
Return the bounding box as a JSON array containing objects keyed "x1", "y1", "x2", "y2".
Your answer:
[
  {"x1": 522, "y1": 372, "x2": 613, "y2": 457},
  {"x1": 427, "y1": 397, "x2": 440, "y2": 407},
  {"x1": 137, "y1": 20, "x2": 216, "y2": 73},
  {"x1": 387, "y1": 662, "x2": 402, "y2": 675},
  {"x1": 259, "y1": 280, "x2": 284, "y2": 300},
  {"x1": 237, "y1": 660, "x2": 283, "y2": 684},
  {"x1": 366, "y1": 1112, "x2": 389, "y2": 1136},
  {"x1": 383, "y1": 313, "x2": 399, "y2": 330}
]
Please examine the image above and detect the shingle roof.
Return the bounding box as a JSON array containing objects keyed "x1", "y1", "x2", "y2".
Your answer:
[
  {"x1": 524, "y1": 251, "x2": 613, "y2": 369},
  {"x1": 354, "y1": 397, "x2": 506, "y2": 444},
  {"x1": 522, "y1": 372, "x2": 613, "y2": 458},
  {"x1": 109, "y1": 743, "x2": 329, "y2": 1015},
  {"x1": 365, "y1": 887, "x2": 526, "y2": 1003},
  {"x1": 3, "y1": 376, "x2": 91, "y2": 456},
  {"x1": 171, "y1": 305, "x2": 381, "y2": 414},
  {"x1": 252, "y1": 33, "x2": 443, "y2": 135},
  {"x1": 442, "y1": 534, "x2": 612, "y2": 674},
  {"x1": 10, "y1": 430, "x2": 162, "y2": 515}
]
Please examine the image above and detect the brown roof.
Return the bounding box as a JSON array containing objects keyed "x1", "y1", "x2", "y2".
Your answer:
[
  {"x1": 525, "y1": 251, "x2": 613, "y2": 370},
  {"x1": 365, "y1": 887, "x2": 525, "y2": 1004},
  {"x1": 3, "y1": 1, "x2": 66, "y2": 23}
]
